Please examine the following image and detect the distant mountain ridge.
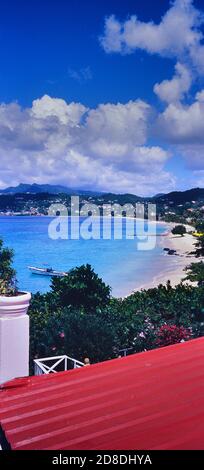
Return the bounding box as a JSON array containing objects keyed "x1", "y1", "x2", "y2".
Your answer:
[
  {"x1": 154, "y1": 187, "x2": 204, "y2": 204},
  {"x1": 0, "y1": 184, "x2": 204, "y2": 203},
  {"x1": 0, "y1": 183, "x2": 103, "y2": 196}
]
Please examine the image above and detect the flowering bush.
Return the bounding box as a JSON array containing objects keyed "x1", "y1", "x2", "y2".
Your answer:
[{"x1": 155, "y1": 324, "x2": 191, "y2": 348}]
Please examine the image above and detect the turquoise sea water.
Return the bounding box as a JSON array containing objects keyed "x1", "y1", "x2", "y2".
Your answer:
[{"x1": 0, "y1": 216, "x2": 168, "y2": 297}]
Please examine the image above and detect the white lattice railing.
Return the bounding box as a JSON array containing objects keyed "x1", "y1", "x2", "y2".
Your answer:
[{"x1": 34, "y1": 355, "x2": 84, "y2": 375}]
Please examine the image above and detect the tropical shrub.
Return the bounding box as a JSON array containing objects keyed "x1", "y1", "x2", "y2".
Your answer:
[
  {"x1": 29, "y1": 267, "x2": 204, "y2": 370},
  {"x1": 171, "y1": 225, "x2": 186, "y2": 237},
  {"x1": 50, "y1": 263, "x2": 111, "y2": 312},
  {"x1": 155, "y1": 324, "x2": 191, "y2": 348},
  {"x1": 184, "y1": 261, "x2": 204, "y2": 285},
  {"x1": 0, "y1": 239, "x2": 17, "y2": 295}
]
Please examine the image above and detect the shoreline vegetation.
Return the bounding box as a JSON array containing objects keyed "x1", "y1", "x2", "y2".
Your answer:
[
  {"x1": 28, "y1": 261, "x2": 204, "y2": 366},
  {"x1": 134, "y1": 224, "x2": 201, "y2": 293}
]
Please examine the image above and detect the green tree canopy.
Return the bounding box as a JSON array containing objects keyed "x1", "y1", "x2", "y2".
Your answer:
[
  {"x1": 0, "y1": 238, "x2": 17, "y2": 295},
  {"x1": 50, "y1": 264, "x2": 111, "y2": 313},
  {"x1": 184, "y1": 262, "x2": 204, "y2": 285},
  {"x1": 29, "y1": 278, "x2": 204, "y2": 370},
  {"x1": 195, "y1": 235, "x2": 204, "y2": 257},
  {"x1": 171, "y1": 225, "x2": 186, "y2": 237}
]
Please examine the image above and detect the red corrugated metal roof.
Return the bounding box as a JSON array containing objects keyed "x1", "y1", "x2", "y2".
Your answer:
[{"x1": 1, "y1": 337, "x2": 204, "y2": 450}]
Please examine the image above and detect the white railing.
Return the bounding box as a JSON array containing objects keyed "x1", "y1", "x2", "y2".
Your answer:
[{"x1": 34, "y1": 355, "x2": 84, "y2": 375}]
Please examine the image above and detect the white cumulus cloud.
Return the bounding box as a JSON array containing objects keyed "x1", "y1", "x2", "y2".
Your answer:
[
  {"x1": 154, "y1": 62, "x2": 192, "y2": 103},
  {"x1": 157, "y1": 90, "x2": 204, "y2": 143},
  {"x1": 0, "y1": 95, "x2": 174, "y2": 196},
  {"x1": 155, "y1": 90, "x2": 204, "y2": 176},
  {"x1": 100, "y1": 1, "x2": 204, "y2": 70},
  {"x1": 31, "y1": 94, "x2": 87, "y2": 125},
  {"x1": 100, "y1": 0, "x2": 204, "y2": 108},
  {"x1": 98, "y1": 0, "x2": 204, "y2": 187}
]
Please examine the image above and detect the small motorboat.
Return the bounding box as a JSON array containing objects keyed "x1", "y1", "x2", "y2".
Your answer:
[{"x1": 28, "y1": 266, "x2": 67, "y2": 277}]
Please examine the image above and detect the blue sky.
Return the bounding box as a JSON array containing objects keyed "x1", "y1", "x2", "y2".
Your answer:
[
  {"x1": 0, "y1": 0, "x2": 175, "y2": 107},
  {"x1": 0, "y1": 0, "x2": 204, "y2": 195}
]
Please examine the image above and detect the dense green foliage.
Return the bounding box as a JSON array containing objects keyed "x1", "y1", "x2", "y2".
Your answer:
[
  {"x1": 50, "y1": 264, "x2": 111, "y2": 312},
  {"x1": 29, "y1": 264, "x2": 204, "y2": 370},
  {"x1": 184, "y1": 262, "x2": 204, "y2": 285},
  {"x1": 192, "y1": 221, "x2": 204, "y2": 257},
  {"x1": 0, "y1": 239, "x2": 17, "y2": 295},
  {"x1": 194, "y1": 235, "x2": 204, "y2": 257},
  {"x1": 171, "y1": 225, "x2": 186, "y2": 237}
]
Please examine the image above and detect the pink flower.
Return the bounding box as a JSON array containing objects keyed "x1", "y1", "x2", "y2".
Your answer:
[
  {"x1": 59, "y1": 332, "x2": 65, "y2": 339},
  {"x1": 156, "y1": 324, "x2": 191, "y2": 347},
  {"x1": 139, "y1": 332, "x2": 145, "y2": 338},
  {"x1": 52, "y1": 346, "x2": 56, "y2": 351}
]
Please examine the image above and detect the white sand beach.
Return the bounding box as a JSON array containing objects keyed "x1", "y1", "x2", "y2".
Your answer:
[{"x1": 135, "y1": 225, "x2": 201, "y2": 292}]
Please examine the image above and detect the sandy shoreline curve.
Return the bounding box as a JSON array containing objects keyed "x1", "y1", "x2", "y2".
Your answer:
[{"x1": 134, "y1": 223, "x2": 202, "y2": 292}]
